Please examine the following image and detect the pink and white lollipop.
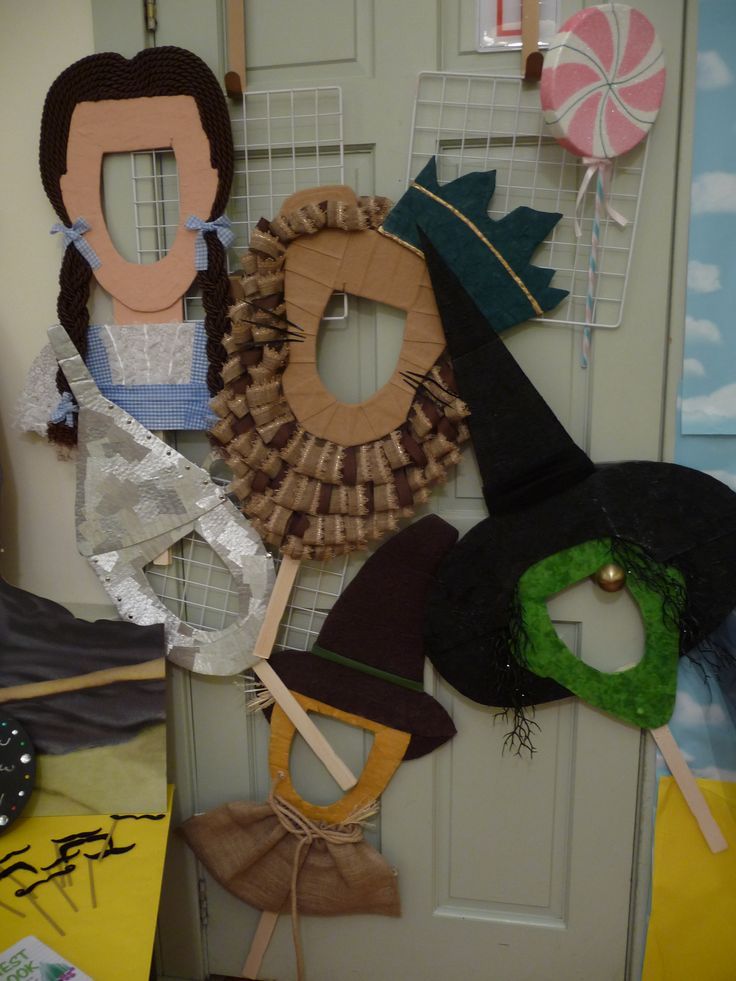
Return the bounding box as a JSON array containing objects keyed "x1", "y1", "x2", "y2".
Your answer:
[
  {"x1": 540, "y1": 4, "x2": 665, "y2": 367},
  {"x1": 541, "y1": 4, "x2": 665, "y2": 160}
]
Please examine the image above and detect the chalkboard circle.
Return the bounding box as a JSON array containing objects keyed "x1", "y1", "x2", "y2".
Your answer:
[{"x1": 0, "y1": 711, "x2": 36, "y2": 831}]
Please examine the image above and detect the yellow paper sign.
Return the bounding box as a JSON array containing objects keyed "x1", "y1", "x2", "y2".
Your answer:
[
  {"x1": 0, "y1": 788, "x2": 173, "y2": 981},
  {"x1": 643, "y1": 777, "x2": 736, "y2": 981}
]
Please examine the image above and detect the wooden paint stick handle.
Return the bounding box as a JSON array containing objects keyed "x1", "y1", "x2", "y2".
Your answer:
[
  {"x1": 521, "y1": 0, "x2": 543, "y2": 80},
  {"x1": 226, "y1": 0, "x2": 247, "y2": 98},
  {"x1": 253, "y1": 555, "x2": 301, "y2": 660},
  {"x1": 254, "y1": 661, "x2": 357, "y2": 790},
  {"x1": 650, "y1": 725, "x2": 728, "y2": 853},
  {"x1": 251, "y1": 555, "x2": 357, "y2": 789},
  {"x1": 241, "y1": 909, "x2": 279, "y2": 978}
]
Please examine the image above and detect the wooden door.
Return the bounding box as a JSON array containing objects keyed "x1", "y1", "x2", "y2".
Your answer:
[{"x1": 83, "y1": 2, "x2": 688, "y2": 978}]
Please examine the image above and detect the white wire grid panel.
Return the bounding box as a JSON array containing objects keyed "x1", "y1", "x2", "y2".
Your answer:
[
  {"x1": 130, "y1": 85, "x2": 345, "y2": 322},
  {"x1": 130, "y1": 149, "x2": 179, "y2": 262},
  {"x1": 146, "y1": 531, "x2": 350, "y2": 652},
  {"x1": 408, "y1": 72, "x2": 649, "y2": 330},
  {"x1": 131, "y1": 89, "x2": 349, "y2": 649},
  {"x1": 230, "y1": 85, "x2": 345, "y2": 245}
]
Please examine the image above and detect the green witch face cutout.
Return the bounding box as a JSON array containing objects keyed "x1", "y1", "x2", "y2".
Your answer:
[{"x1": 517, "y1": 538, "x2": 684, "y2": 729}]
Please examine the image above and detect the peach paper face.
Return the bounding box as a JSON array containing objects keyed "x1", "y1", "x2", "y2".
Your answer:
[{"x1": 60, "y1": 95, "x2": 218, "y2": 319}]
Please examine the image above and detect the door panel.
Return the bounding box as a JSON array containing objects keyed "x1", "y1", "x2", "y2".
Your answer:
[{"x1": 87, "y1": 1, "x2": 686, "y2": 978}]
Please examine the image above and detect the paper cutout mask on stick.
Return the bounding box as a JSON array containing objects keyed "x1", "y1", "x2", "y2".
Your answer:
[
  {"x1": 420, "y1": 240, "x2": 736, "y2": 748},
  {"x1": 210, "y1": 186, "x2": 470, "y2": 561},
  {"x1": 39, "y1": 46, "x2": 235, "y2": 446},
  {"x1": 48, "y1": 324, "x2": 274, "y2": 676},
  {"x1": 181, "y1": 515, "x2": 458, "y2": 977}
]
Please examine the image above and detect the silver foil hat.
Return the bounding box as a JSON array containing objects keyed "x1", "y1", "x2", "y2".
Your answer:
[{"x1": 48, "y1": 324, "x2": 274, "y2": 676}]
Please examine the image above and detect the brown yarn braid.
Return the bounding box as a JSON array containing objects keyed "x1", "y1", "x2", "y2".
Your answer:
[
  {"x1": 47, "y1": 246, "x2": 92, "y2": 447},
  {"x1": 39, "y1": 46, "x2": 234, "y2": 444},
  {"x1": 200, "y1": 234, "x2": 230, "y2": 395}
]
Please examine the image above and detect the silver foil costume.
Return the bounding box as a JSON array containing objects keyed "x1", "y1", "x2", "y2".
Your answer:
[{"x1": 48, "y1": 324, "x2": 274, "y2": 676}]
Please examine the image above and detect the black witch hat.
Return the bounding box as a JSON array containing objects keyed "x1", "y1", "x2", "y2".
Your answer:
[
  {"x1": 267, "y1": 514, "x2": 458, "y2": 759},
  {"x1": 420, "y1": 238, "x2": 736, "y2": 743}
]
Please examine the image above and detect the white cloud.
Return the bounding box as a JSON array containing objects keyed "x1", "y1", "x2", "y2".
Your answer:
[
  {"x1": 681, "y1": 382, "x2": 736, "y2": 425},
  {"x1": 674, "y1": 689, "x2": 728, "y2": 727},
  {"x1": 688, "y1": 259, "x2": 721, "y2": 293},
  {"x1": 673, "y1": 689, "x2": 708, "y2": 725},
  {"x1": 690, "y1": 764, "x2": 736, "y2": 781},
  {"x1": 683, "y1": 357, "x2": 705, "y2": 377},
  {"x1": 691, "y1": 172, "x2": 736, "y2": 213},
  {"x1": 685, "y1": 315, "x2": 722, "y2": 343},
  {"x1": 705, "y1": 469, "x2": 736, "y2": 492},
  {"x1": 697, "y1": 50, "x2": 734, "y2": 90}
]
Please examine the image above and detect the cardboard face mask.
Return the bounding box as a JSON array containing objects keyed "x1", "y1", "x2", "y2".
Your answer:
[
  {"x1": 60, "y1": 94, "x2": 218, "y2": 319},
  {"x1": 517, "y1": 539, "x2": 683, "y2": 728},
  {"x1": 210, "y1": 187, "x2": 470, "y2": 560},
  {"x1": 181, "y1": 516, "x2": 457, "y2": 973},
  {"x1": 38, "y1": 47, "x2": 235, "y2": 446},
  {"x1": 48, "y1": 324, "x2": 274, "y2": 677},
  {"x1": 419, "y1": 240, "x2": 736, "y2": 744}
]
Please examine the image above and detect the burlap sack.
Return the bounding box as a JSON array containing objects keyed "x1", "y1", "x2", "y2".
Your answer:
[{"x1": 180, "y1": 799, "x2": 400, "y2": 917}]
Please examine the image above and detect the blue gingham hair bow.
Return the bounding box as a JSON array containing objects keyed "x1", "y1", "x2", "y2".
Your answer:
[
  {"x1": 185, "y1": 215, "x2": 235, "y2": 270},
  {"x1": 50, "y1": 217, "x2": 101, "y2": 270},
  {"x1": 50, "y1": 391, "x2": 79, "y2": 428}
]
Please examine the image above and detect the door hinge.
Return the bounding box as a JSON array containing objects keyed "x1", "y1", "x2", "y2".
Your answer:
[{"x1": 197, "y1": 875, "x2": 209, "y2": 929}]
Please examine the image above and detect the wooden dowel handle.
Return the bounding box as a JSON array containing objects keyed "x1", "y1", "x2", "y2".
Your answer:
[
  {"x1": 254, "y1": 661, "x2": 357, "y2": 791},
  {"x1": 650, "y1": 725, "x2": 728, "y2": 853},
  {"x1": 253, "y1": 556, "x2": 301, "y2": 661},
  {"x1": 241, "y1": 909, "x2": 279, "y2": 978},
  {"x1": 226, "y1": 0, "x2": 247, "y2": 98},
  {"x1": 0, "y1": 658, "x2": 166, "y2": 704}
]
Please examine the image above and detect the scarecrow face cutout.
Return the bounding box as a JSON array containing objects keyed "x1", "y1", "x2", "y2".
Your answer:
[
  {"x1": 60, "y1": 95, "x2": 218, "y2": 319},
  {"x1": 268, "y1": 694, "x2": 411, "y2": 824},
  {"x1": 261, "y1": 512, "x2": 460, "y2": 815},
  {"x1": 180, "y1": 516, "x2": 458, "y2": 933}
]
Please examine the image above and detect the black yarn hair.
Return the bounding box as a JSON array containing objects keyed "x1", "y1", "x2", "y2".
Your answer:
[{"x1": 39, "y1": 46, "x2": 234, "y2": 446}]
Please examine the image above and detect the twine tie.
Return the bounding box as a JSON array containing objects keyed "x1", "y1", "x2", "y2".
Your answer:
[{"x1": 268, "y1": 775, "x2": 376, "y2": 981}]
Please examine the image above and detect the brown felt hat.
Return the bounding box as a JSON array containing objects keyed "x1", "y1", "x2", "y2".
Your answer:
[{"x1": 267, "y1": 514, "x2": 458, "y2": 759}]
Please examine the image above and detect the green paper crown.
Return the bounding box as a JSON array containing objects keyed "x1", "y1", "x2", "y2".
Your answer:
[{"x1": 381, "y1": 157, "x2": 568, "y2": 332}]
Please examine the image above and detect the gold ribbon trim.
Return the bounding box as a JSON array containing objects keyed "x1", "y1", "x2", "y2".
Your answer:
[{"x1": 409, "y1": 182, "x2": 544, "y2": 316}]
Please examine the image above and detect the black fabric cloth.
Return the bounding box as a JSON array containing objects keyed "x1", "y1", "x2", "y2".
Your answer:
[{"x1": 0, "y1": 577, "x2": 165, "y2": 754}]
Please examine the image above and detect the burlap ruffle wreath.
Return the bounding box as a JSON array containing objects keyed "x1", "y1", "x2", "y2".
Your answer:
[{"x1": 210, "y1": 189, "x2": 470, "y2": 560}]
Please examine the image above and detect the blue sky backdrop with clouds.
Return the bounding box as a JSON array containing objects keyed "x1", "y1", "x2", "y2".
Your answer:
[
  {"x1": 680, "y1": 0, "x2": 736, "y2": 440},
  {"x1": 665, "y1": 0, "x2": 736, "y2": 790}
]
